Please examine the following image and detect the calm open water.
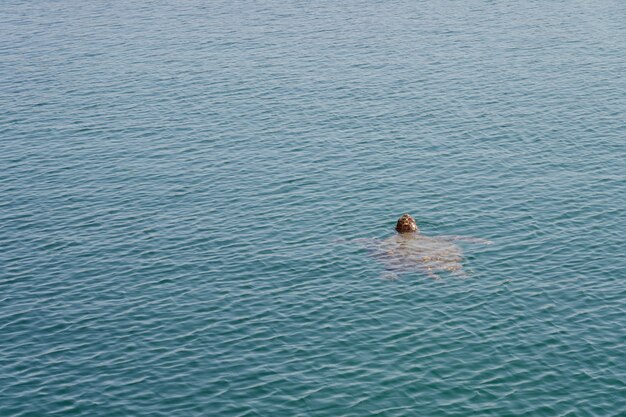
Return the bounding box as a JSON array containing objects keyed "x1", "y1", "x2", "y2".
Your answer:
[{"x1": 2, "y1": 1, "x2": 626, "y2": 416}]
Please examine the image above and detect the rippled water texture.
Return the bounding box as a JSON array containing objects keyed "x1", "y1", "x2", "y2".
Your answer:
[{"x1": 2, "y1": 1, "x2": 626, "y2": 415}]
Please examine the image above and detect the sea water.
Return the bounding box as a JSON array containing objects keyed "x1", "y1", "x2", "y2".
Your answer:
[{"x1": 1, "y1": 1, "x2": 625, "y2": 415}]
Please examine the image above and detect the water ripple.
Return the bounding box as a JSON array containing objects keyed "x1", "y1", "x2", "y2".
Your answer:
[{"x1": 2, "y1": 0, "x2": 626, "y2": 416}]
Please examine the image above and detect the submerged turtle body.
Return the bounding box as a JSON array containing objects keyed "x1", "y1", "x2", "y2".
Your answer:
[
  {"x1": 355, "y1": 214, "x2": 491, "y2": 279},
  {"x1": 375, "y1": 233, "x2": 465, "y2": 279}
]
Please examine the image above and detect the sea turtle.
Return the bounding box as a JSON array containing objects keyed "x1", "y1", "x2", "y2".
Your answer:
[{"x1": 356, "y1": 214, "x2": 492, "y2": 280}]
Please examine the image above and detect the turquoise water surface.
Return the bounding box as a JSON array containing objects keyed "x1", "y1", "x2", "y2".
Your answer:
[{"x1": 2, "y1": 1, "x2": 626, "y2": 416}]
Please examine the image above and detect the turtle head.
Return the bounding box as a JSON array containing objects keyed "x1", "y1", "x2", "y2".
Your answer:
[{"x1": 395, "y1": 213, "x2": 418, "y2": 234}]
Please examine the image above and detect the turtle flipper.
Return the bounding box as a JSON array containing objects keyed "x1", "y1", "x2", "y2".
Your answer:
[
  {"x1": 381, "y1": 270, "x2": 399, "y2": 280},
  {"x1": 435, "y1": 235, "x2": 493, "y2": 245}
]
